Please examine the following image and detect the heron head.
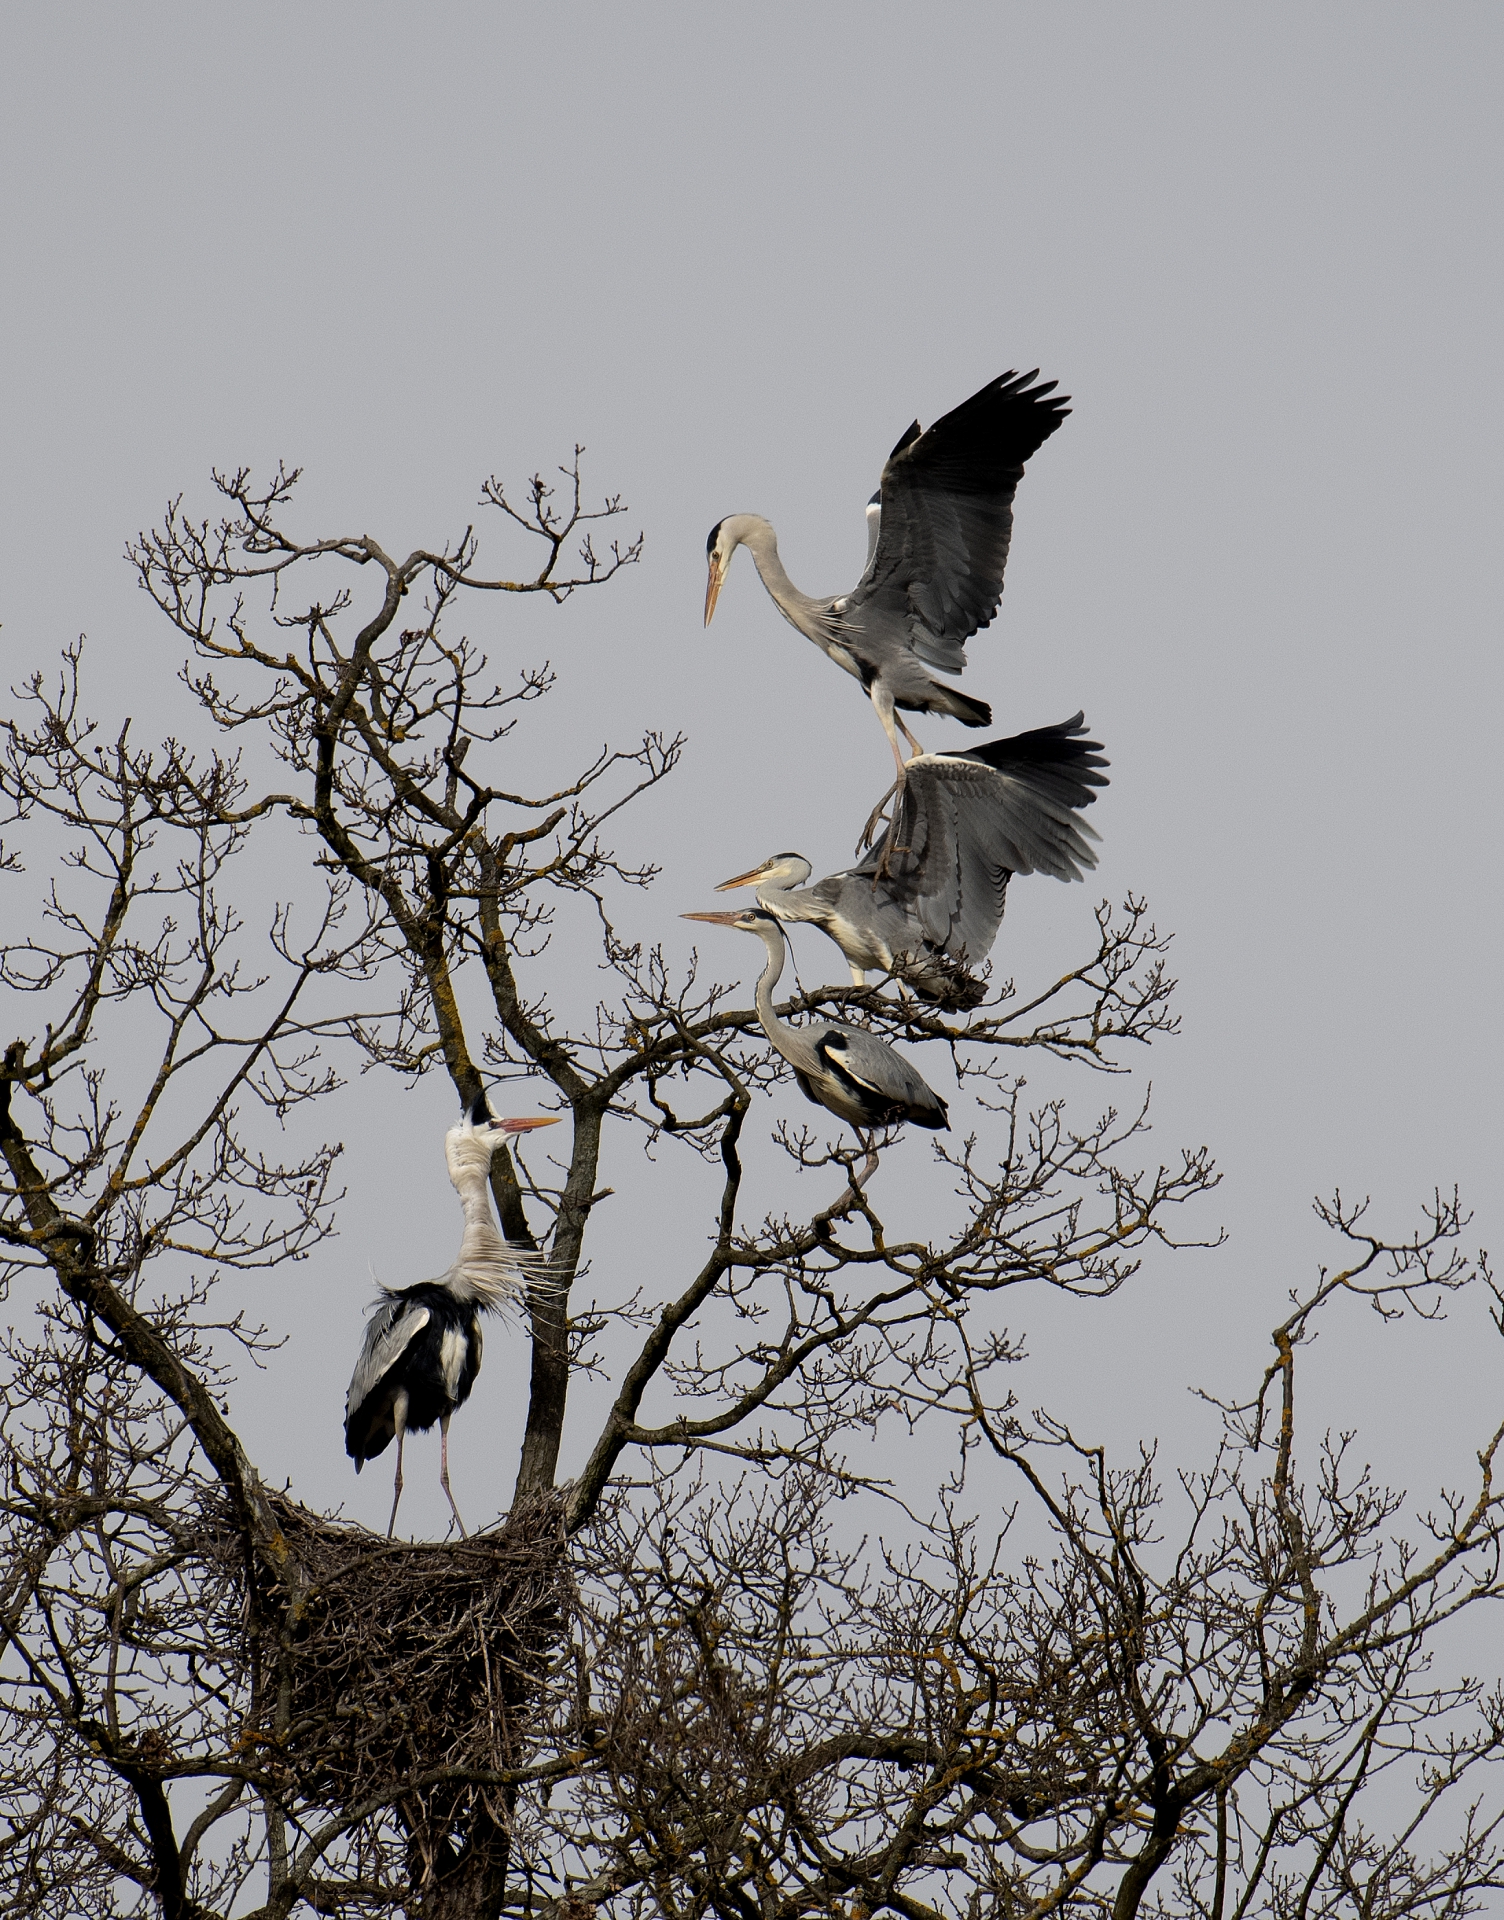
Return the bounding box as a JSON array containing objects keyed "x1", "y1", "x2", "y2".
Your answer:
[
  {"x1": 715, "y1": 851, "x2": 811, "y2": 892},
  {"x1": 461, "y1": 1094, "x2": 561, "y2": 1149},
  {"x1": 446, "y1": 1103, "x2": 560, "y2": 1190},
  {"x1": 703, "y1": 520, "x2": 730, "y2": 626},
  {"x1": 703, "y1": 514, "x2": 770, "y2": 626},
  {"x1": 681, "y1": 908, "x2": 779, "y2": 937}
]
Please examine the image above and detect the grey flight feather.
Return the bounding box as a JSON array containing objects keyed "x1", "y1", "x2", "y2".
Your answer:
[{"x1": 865, "y1": 713, "x2": 1107, "y2": 963}]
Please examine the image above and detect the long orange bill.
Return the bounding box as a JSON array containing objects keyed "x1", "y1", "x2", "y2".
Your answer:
[
  {"x1": 703, "y1": 559, "x2": 724, "y2": 627},
  {"x1": 681, "y1": 911, "x2": 740, "y2": 926},
  {"x1": 498, "y1": 1116, "x2": 563, "y2": 1134},
  {"x1": 714, "y1": 863, "x2": 774, "y2": 891}
]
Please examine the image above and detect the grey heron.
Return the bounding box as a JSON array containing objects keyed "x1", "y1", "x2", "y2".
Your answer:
[
  {"x1": 716, "y1": 714, "x2": 1108, "y2": 1010},
  {"x1": 681, "y1": 907, "x2": 948, "y2": 1132},
  {"x1": 704, "y1": 370, "x2": 1069, "y2": 776},
  {"x1": 344, "y1": 1096, "x2": 559, "y2": 1538}
]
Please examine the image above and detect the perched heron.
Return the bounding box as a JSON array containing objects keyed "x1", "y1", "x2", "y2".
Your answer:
[
  {"x1": 704, "y1": 370, "x2": 1069, "y2": 776},
  {"x1": 682, "y1": 907, "x2": 948, "y2": 1132},
  {"x1": 716, "y1": 715, "x2": 1109, "y2": 1010},
  {"x1": 343, "y1": 1096, "x2": 559, "y2": 1538}
]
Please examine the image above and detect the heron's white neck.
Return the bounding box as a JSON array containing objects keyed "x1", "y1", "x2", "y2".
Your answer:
[
  {"x1": 750, "y1": 919, "x2": 791, "y2": 1044},
  {"x1": 756, "y1": 881, "x2": 830, "y2": 930},
  {"x1": 727, "y1": 515, "x2": 825, "y2": 624},
  {"x1": 446, "y1": 1131, "x2": 500, "y2": 1227},
  {"x1": 442, "y1": 1129, "x2": 528, "y2": 1309}
]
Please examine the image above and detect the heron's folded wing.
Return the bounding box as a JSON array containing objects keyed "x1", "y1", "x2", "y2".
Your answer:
[
  {"x1": 817, "y1": 1028, "x2": 921, "y2": 1104},
  {"x1": 345, "y1": 1300, "x2": 430, "y2": 1418},
  {"x1": 849, "y1": 372, "x2": 1070, "y2": 672}
]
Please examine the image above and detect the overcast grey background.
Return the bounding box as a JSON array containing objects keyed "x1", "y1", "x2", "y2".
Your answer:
[{"x1": 1, "y1": 5, "x2": 1499, "y2": 1543}]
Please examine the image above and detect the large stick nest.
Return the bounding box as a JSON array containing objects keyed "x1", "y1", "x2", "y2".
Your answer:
[{"x1": 219, "y1": 1490, "x2": 572, "y2": 1829}]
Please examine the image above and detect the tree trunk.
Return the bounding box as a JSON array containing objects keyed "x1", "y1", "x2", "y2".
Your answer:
[{"x1": 407, "y1": 1800, "x2": 512, "y2": 1920}]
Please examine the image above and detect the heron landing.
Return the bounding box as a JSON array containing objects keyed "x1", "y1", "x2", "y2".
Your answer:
[{"x1": 704, "y1": 370, "x2": 1070, "y2": 780}]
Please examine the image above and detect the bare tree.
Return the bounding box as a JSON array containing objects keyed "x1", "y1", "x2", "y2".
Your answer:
[
  {"x1": 540, "y1": 1196, "x2": 1503, "y2": 1920},
  {"x1": 0, "y1": 455, "x2": 1496, "y2": 1920}
]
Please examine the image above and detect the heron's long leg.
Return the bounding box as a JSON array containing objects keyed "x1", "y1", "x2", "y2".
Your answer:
[
  {"x1": 438, "y1": 1412, "x2": 468, "y2": 1539},
  {"x1": 386, "y1": 1390, "x2": 410, "y2": 1540},
  {"x1": 870, "y1": 687, "x2": 911, "y2": 783},
  {"x1": 896, "y1": 714, "x2": 926, "y2": 759},
  {"x1": 848, "y1": 964, "x2": 868, "y2": 988},
  {"x1": 858, "y1": 778, "x2": 899, "y2": 854}
]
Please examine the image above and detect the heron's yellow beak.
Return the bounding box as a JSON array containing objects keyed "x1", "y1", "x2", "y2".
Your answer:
[
  {"x1": 714, "y1": 861, "x2": 775, "y2": 892},
  {"x1": 703, "y1": 556, "x2": 724, "y2": 627},
  {"x1": 498, "y1": 1116, "x2": 562, "y2": 1134},
  {"x1": 681, "y1": 910, "x2": 740, "y2": 927}
]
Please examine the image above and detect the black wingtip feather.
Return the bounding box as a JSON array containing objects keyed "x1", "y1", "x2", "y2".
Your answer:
[
  {"x1": 885, "y1": 369, "x2": 1072, "y2": 497},
  {"x1": 950, "y1": 715, "x2": 1110, "y2": 800}
]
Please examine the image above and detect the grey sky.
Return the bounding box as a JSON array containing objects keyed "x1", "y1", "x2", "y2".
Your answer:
[{"x1": 1, "y1": 5, "x2": 1499, "y2": 1541}]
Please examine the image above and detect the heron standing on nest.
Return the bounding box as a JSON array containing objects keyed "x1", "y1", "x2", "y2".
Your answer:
[{"x1": 344, "y1": 1096, "x2": 559, "y2": 1538}]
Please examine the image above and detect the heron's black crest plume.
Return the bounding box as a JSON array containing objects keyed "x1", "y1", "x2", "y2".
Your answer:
[{"x1": 469, "y1": 1092, "x2": 492, "y2": 1125}]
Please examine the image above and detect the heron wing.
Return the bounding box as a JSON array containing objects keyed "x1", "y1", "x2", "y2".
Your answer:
[
  {"x1": 870, "y1": 715, "x2": 1109, "y2": 962},
  {"x1": 345, "y1": 1299, "x2": 431, "y2": 1420},
  {"x1": 796, "y1": 870, "x2": 908, "y2": 971},
  {"x1": 849, "y1": 372, "x2": 1069, "y2": 673},
  {"x1": 951, "y1": 712, "x2": 1110, "y2": 815},
  {"x1": 818, "y1": 1024, "x2": 944, "y2": 1116}
]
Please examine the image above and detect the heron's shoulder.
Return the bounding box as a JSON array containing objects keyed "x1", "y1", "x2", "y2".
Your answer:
[
  {"x1": 813, "y1": 1020, "x2": 871, "y2": 1049},
  {"x1": 372, "y1": 1280, "x2": 462, "y2": 1318}
]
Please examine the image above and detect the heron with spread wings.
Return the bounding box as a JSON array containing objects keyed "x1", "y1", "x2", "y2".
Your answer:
[
  {"x1": 704, "y1": 370, "x2": 1070, "y2": 777},
  {"x1": 716, "y1": 714, "x2": 1108, "y2": 1010}
]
